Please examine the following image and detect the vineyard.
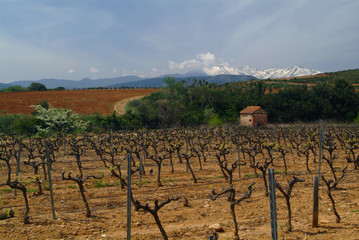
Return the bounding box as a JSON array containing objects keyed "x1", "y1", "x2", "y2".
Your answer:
[{"x1": 0, "y1": 125, "x2": 359, "y2": 239}]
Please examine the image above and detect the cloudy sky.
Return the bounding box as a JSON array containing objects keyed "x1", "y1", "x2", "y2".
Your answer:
[{"x1": 1, "y1": 0, "x2": 358, "y2": 83}]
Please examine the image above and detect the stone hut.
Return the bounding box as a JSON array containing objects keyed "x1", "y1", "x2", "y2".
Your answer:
[{"x1": 240, "y1": 106, "x2": 268, "y2": 127}]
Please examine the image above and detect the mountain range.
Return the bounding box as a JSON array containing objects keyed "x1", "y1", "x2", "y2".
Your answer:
[
  {"x1": 202, "y1": 65, "x2": 322, "y2": 79},
  {"x1": 107, "y1": 74, "x2": 256, "y2": 88},
  {"x1": 1, "y1": 66, "x2": 321, "y2": 89}
]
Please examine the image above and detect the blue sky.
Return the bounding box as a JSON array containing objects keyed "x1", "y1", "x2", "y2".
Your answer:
[{"x1": 1, "y1": 0, "x2": 358, "y2": 83}]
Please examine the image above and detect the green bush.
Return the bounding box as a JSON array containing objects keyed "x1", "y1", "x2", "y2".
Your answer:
[
  {"x1": 11, "y1": 115, "x2": 38, "y2": 135},
  {"x1": 31, "y1": 103, "x2": 89, "y2": 135},
  {"x1": 208, "y1": 114, "x2": 223, "y2": 127},
  {"x1": 4, "y1": 85, "x2": 27, "y2": 92},
  {"x1": 28, "y1": 83, "x2": 47, "y2": 91}
]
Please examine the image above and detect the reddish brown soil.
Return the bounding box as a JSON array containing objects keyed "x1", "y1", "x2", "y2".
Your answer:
[
  {"x1": 0, "y1": 89, "x2": 159, "y2": 115},
  {"x1": 0, "y1": 139, "x2": 358, "y2": 239}
]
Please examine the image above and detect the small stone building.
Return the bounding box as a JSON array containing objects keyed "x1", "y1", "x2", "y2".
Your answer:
[{"x1": 240, "y1": 106, "x2": 268, "y2": 127}]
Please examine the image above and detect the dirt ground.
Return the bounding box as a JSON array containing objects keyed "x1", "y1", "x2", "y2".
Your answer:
[
  {"x1": 0, "y1": 89, "x2": 158, "y2": 115},
  {"x1": 0, "y1": 137, "x2": 359, "y2": 240},
  {"x1": 113, "y1": 96, "x2": 146, "y2": 115}
]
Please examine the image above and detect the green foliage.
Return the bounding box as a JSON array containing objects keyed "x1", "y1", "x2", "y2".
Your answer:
[
  {"x1": 10, "y1": 115, "x2": 38, "y2": 135},
  {"x1": 52, "y1": 86, "x2": 65, "y2": 91},
  {"x1": 93, "y1": 179, "x2": 105, "y2": 188},
  {"x1": 133, "y1": 180, "x2": 151, "y2": 185},
  {"x1": 26, "y1": 188, "x2": 38, "y2": 193},
  {"x1": 354, "y1": 113, "x2": 359, "y2": 124},
  {"x1": 3, "y1": 85, "x2": 27, "y2": 92},
  {"x1": 208, "y1": 114, "x2": 223, "y2": 127},
  {"x1": 1, "y1": 188, "x2": 12, "y2": 192},
  {"x1": 105, "y1": 182, "x2": 116, "y2": 187},
  {"x1": 276, "y1": 69, "x2": 359, "y2": 84},
  {"x1": 327, "y1": 69, "x2": 359, "y2": 83},
  {"x1": 1, "y1": 84, "x2": 64, "y2": 92},
  {"x1": 122, "y1": 76, "x2": 359, "y2": 126},
  {"x1": 0, "y1": 115, "x2": 16, "y2": 132},
  {"x1": 0, "y1": 114, "x2": 39, "y2": 135},
  {"x1": 28, "y1": 82, "x2": 47, "y2": 91},
  {"x1": 31, "y1": 103, "x2": 88, "y2": 135},
  {"x1": 39, "y1": 100, "x2": 49, "y2": 110},
  {"x1": 80, "y1": 111, "x2": 143, "y2": 132},
  {"x1": 161, "y1": 178, "x2": 178, "y2": 183},
  {"x1": 0, "y1": 209, "x2": 15, "y2": 220}
]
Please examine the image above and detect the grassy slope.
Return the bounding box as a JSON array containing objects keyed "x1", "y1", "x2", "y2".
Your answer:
[{"x1": 273, "y1": 69, "x2": 359, "y2": 84}]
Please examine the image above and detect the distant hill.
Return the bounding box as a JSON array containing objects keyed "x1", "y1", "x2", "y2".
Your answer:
[
  {"x1": 326, "y1": 69, "x2": 359, "y2": 83},
  {"x1": 10, "y1": 75, "x2": 144, "y2": 89},
  {"x1": 0, "y1": 83, "x2": 12, "y2": 90},
  {"x1": 107, "y1": 74, "x2": 257, "y2": 88},
  {"x1": 6, "y1": 74, "x2": 256, "y2": 89}
]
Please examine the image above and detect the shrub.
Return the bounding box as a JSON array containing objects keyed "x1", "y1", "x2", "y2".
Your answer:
[{"x1": 31, "y1": 104, "x2": 89, "y2": 135}]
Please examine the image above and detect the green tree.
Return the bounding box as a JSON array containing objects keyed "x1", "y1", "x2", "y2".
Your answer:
[
  {"x1": 31, "y1": 104, "x2": 88, "y2": 135},
  {"x1": 5, "y1": 85, "x2": 27, "y2": 92},
  {"x1": 331, "y1": 78, "x2": 359, "y2": 121},
  {"x1": 28, "y1": 83, "x2": 47, "y2": 91},
  {"x1": 11, "y1": 115, "x2": 38, "y2": 135},
  {"x1": 53, "y1": 86, "x2": 65, "y2": 90},
  {"x1": 39, "y1": 100, "x2": 49, "y2": 109}
]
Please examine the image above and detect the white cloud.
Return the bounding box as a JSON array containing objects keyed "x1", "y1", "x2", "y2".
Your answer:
[
  {"x1": 168, "y1": 52, "x2": 217, "y2": 73},
  {"x1": 167, "y1": 52, "x2": 241, "y2": 75},
  {"x1": 151, "y1": 67, "x2": 163, "y2": 74},
  {"x1": 90, "y1": 67, "x2": 100, "y2": 73},
  {"x1": 197, "y1": 52, "x2": 215, "y2": 66},
  {"x1": 148, "y1": 67, "x2": 167, "y2": 77},
  {"x1": 167, "y1": 52, "x2": 247, "y2": 76},
  {"x1": 169, "y1": 59, "x2": 201, "y2": 70},
  {"x1": 202, "y1": 66, "x2": 222, "y2": 75},
  {"x1": 122, "y1": 68, "x2": 140, "y2": 76},
  {"x1": 67, "y1": 69, "x2": 75, "y2": 73}
]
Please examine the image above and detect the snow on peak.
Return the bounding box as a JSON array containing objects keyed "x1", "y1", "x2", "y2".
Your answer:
[{"x1": 202, "y1": 65, "x2": 321, "y2": 79}]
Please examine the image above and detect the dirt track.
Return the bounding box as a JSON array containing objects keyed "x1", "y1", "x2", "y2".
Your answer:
[{"x1": 113, "y1": 95, "x2": 145, "y2": 115}]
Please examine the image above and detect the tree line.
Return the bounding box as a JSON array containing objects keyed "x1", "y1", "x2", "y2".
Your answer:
[
  {"x1": 0, "y1": 82, "x2": 65, "y2": 92},
  {"x1": 123, "y1": 77, "x2": 359, "y2": 127}
]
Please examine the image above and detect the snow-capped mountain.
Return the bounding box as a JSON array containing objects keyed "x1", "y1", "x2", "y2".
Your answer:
[
  {"x1": 238, "y1": 65, "x2": 322, "y2": 79},
  {"x1": 202, "y1": 65, "x2": 322, "y2": 79}
]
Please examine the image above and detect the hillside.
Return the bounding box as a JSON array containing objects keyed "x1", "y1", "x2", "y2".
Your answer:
[
  {"x1": 107, "y1": 74, "x2": 256, "y2": 88},
  {"x1": 9, "y1": 76, "x2": 144, "y2": 89},
  {"x1": 0, "y1": 83, "x2": 12, "y2": 90},
  {"x1": 2, "y1": 74, "x2": 256, "y2": 89},
  {"x1": 273, "y1": 68, "x2": 359, "y2": 84}
]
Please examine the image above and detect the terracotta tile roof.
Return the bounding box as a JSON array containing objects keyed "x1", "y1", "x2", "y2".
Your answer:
[{"x1": 240, "y1": 106, "x2": 265, "y2": 114}]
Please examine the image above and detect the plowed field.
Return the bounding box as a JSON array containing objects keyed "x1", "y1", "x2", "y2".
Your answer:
[{"x1": 0, "y1": 89, "x2": 159, "y2": 115}]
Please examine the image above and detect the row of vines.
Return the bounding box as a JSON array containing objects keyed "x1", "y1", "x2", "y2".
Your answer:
[{"x1": 1, "y1": 124, "x2": 359, "y2": 239}]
